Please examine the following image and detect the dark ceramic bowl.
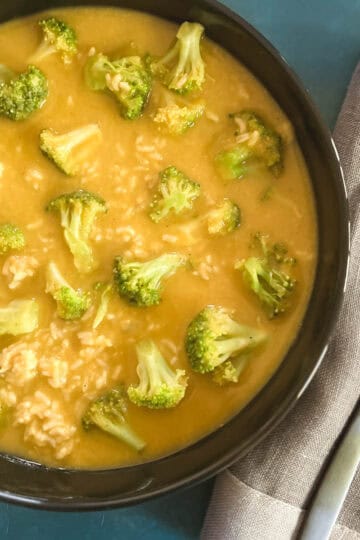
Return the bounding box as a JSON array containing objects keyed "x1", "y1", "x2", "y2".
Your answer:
[{"x1": 0, "y1": 0, "x2": 349, "y2": 510}]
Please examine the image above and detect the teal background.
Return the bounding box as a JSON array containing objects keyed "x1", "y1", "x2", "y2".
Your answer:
[{"x1": 1, "y1": 0, "x2": 359, "y2": 538}]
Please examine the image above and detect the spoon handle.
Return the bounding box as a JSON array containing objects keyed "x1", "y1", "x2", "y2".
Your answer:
[{"x1": 300, "y1": 408, "x2": 360, "y2": 540}]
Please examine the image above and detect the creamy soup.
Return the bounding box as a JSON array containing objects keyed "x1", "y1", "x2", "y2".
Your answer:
[{"x1": 0, "y1": 8, "x2": 316, "y2": 467}]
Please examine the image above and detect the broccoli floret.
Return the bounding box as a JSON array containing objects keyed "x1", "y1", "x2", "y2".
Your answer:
[
  {"x1": 212, "y1": 356, "x2": 249, "y2": 385},
  {"x1": 46, "y1": 190, "x2": 107, "y2": 274},
  {"x1": 235, "y1": 233, "x2": 296, "y2": 317},
  {"x1": 185, "y1": 305, "x2": 267, "y2": 374},
  {"x1": 0, "y1": 299, "x2": 39, "y2": 336},
  {"x1": 149, "y1": 166, "x2": 201, "y2": 223},
  {"x1": 45, "y1": 262, "x2": 91, "y2": 320},
  {"x1": 127, "y1": 339, "x2": 188, "y2": 409},
  {"x1": 153, "y1": 102, "x2": 204, "y2": 135},
  {"x1": 30, "y1": 17, "x2": 78, "y2": 64},
  {"x1": 40, "y1": 124, "x2": 102, "y2": 176},
  {"x1": 148, "y1": 22, "x2": 205, "y2": 95},
  {"x1": 255, "y1": 234, "x2": 296, "y2": 266},
  {"x1": 215, "y1": 111, "x2": 283, "y2": 180},
  {"x1": 82, "y1": 385, "x2": 146, "y2": 452},
  {"x1": 171, "y1": 198, "x2": 240, "y2": 244},
  {"x1": 113, "y1": 253, "x2": 186, "y2": 307},
  {"x1": 215, "y1": 147, "x2": 249, "y2": 181},
  {"x1": 0, "y1": 65, "x2": 48, "y2": 121},
  {"x1": 206, "y1": 198, "x2": 241, "y2": 236},
  {"x1": 236, "y1": 257, "x2": 295, "y2": 318},
  {"x1": 0, "y1": 224, "x2": 26, "y2": 255},
  {"x1": 85, "y1": 53, "x2": 152, "y2": 119},
  {"x1": 92, "y1": 282, "x2": 114, "y2": 329}
]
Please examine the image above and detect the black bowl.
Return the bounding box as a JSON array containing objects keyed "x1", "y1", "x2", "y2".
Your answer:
[{"x1": 0, "y1": 0, "x2": 349, "y2": 510}]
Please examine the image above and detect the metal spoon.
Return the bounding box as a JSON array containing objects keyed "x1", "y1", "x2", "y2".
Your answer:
[{"x1": 299, "y1": 407, "x2": 360, "y2": 540}]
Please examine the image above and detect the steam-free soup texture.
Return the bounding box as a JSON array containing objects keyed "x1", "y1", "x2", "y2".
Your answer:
[{"x1": 0, "y1": 8, "x2": 316, "y2": 467}]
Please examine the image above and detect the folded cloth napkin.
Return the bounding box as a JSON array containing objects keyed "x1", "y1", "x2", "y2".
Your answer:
[{"x1": 201, "y1": 61, "x2": 360, "y2": 540}]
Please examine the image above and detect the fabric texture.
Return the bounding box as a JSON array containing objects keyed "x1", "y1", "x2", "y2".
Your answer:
[{"x1": 202, "y1": 61, "x2": 360, "y2": 540}]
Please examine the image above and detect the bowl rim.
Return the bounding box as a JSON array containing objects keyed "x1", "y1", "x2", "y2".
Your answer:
[{"x1": 0, "y1": 0, "x2": 350, "y2": 510}]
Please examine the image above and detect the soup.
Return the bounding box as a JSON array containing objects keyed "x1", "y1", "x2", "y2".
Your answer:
[{"x1": 0, "y1": 7, "x2": 316, "y2": 467}]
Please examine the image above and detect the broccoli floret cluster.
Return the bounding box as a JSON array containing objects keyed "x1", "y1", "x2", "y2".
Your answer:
[
  {"x1": 0, "y1": 223, "x2": 26, "y2": 255},
  {"x1": 85, "y1": 53, "x2": 152, "y2": 119},
  {"x1": 148, "y1": 22, "x2": 205, "y2": 95},
  {"x1": 153, "y1": 102, "x2": 204, "y2": 135},
  {"x1": 46, "y1": 262, "x2": 91, "y2": 321},
  {"x1": 31, "y1": 17, "x2": 78, "y2": 63},
  {"x1": 127, "y1": 339, "x2": 188, "y2": 408},
  {"x1": 82, "y1": 385, "x2": 146, "y2": 451},
  {"x1": 212, "y1": 356, "x2": 249, "y2": 385},
  {"x1": 171, "y1": 198, "x2": 241, "y2": 244},
  {"x1": 46, "y1": 190, "x2": 107, "y2": 274},
  {"x1": 149, "y1": 166, "x2": 201, "y2": 223},
  {"x1": 215, "y1": 111, "x2": 283, "y2": 180},
  {"x1": 206, "y1": 198, "x2": 241, "y2": 236},
  {"x1": 0, "y1": 65, "x2": 48, "y2": 120},
  {"x1": 185, "y1": 305, "x2": 266, "y2": 374},
  {"x1": 113, "y1": 253, "x2": 186, "y2": 307},
  {"x1": 40, "y1": 124, "x2": 102, "y2": 176},
  {"x1": 0, "y1": 299, "x2": 39, "y2": 336},
  {"x1": 237, "y1": 257, "x2": 295, "y2": 318},
  {"x1": 236, "y1": 233, "x2": 296, "y2": 318}
]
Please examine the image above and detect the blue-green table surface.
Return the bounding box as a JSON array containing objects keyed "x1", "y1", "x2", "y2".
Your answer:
[{"x1": 1, "y1": 1, "x2": 359, "y2": 538}]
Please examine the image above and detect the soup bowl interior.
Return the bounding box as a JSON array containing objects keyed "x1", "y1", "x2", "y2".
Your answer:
[{"x1": 0, "y1": 0, "x2": 349, "y2": 509}]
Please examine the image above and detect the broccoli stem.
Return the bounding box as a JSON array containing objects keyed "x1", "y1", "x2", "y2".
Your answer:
[
  {"x1": 213, "y1": 337, "x2": 255, "y2": 366},
  {"x1": 140, "y1": 256, "x2": 179, "y2": 289},
  {"x1": 137, "y1": 340, "x2": 175, "y2": 389},
  {"x1": 31, "y1": 42, "x2": 56, "y2": 63},
  {"x1": 92, "y1": 411, "x2": 146, "y2": 452}
]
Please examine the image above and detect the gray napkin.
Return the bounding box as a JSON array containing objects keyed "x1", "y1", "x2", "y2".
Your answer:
[{"x1": 201, "y1": 61, "x2": 360, "y2": 540}]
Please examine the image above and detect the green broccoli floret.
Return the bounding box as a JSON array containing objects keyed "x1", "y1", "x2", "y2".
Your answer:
[
  {"x1": 235, "y1": 233, "x2": 296, "y2": 317},
  {"x1": 85, "y1": 53, "x2": 152, "y2": 120},
  {"x1": 171, "y1": 198, "x2": 241, "y2": 244},
  {"x1": 236, "y1": 257, "x2": 295, "y2": 318},
  {"x1": 39, "y1": 124, "x2": 102, "y2": 176},
  {"x1": 212, "y1": 356, "x2": 249, "y2": 385},
  {"x1": 215, "y1": 111, "x2": 283, "y2": 180},
  {"x1": 45, "y1": 262, "x2": 91, "y2": 320},
  {"x1": 0, "y1": 65, "x2": 48, "y2": 120},
  {"x1": 153, "y1": 101, "x2": 204, "y2": 135},
  {"x1": 0, "y1": 224, "x2": 26, "y2": 255},
  {"x1": 82, "y1": 385, "x2": 146, "y2": 451},
  {"x1": 185, "y1": 305, "x2": 267, "y2": 374},
  {"x1": 148, "y1": 22, "x2": 205, "y2": 95},
  {"x1": 255, "y1": 234, "x2": 296, "y2": 266},
  {"x1": 30, "y1": 17, "x2": 78, "y2": 64},
  {"x1": 149, "y1": 166, "x2": 201, "y2": 223},
  {"x1": 206, "y1": 198, "x2": 241, "y2": 236},
  {"x1": 215, "y1": 146, "x2": 248, "y2": 181},
  {"x1": 127, "y1": 339, "x2": 188, "y2": 409},
  {"x1": 113, "y1": 253, "x2": 186, "y2": 307},
  {"x1": 0, "y1": 299, "x2": 39, "y2": 336},
  {"x1": 92, "y1": 282, "x2": 114, "y2": 329},
  {"x1": 46, "y1": 190, "x2": 107, "y2": 274}
]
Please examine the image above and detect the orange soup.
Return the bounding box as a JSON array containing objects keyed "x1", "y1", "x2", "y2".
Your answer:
[{"x1": 0, "y1": 7, "x2": 316, "y2": 467}]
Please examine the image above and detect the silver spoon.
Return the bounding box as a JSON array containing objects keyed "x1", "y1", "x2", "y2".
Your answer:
[{"x1": 299, "y1": 407, "x2": 360, "y2": 540}]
